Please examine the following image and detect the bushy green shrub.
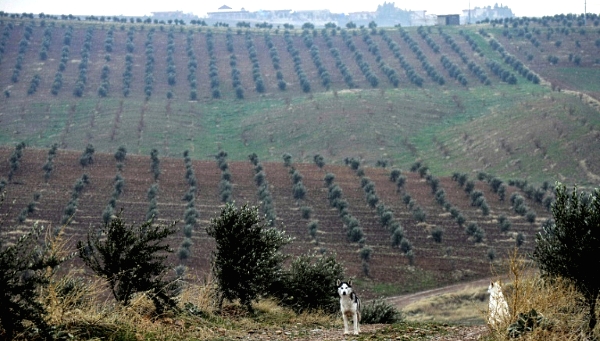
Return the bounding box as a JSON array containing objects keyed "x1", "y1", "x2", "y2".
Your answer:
[
  {"x1": 361, "y1": 299, "x2": 404, "y2": 324},
  {"x1": 78, "y1": 211, "x2": 178, "y2": 314},
  {"x1": 275, "y1": 252, "x2": 344, "y2": 314},
  {"x1": 207, "y1": 203, "x2": 291, "y2": 312}
]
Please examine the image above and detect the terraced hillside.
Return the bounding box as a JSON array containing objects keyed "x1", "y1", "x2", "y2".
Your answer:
[
  {"x1": 0, "y1": 146, "x2": 553, "y2": 297},
  {"x1": 1, "y1": 16, "x2": 599, "y2": 186}
]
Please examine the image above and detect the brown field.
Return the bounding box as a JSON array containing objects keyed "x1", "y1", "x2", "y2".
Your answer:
[{"x1": 0, "y1": 146, "x2": 551, "y2": 298}]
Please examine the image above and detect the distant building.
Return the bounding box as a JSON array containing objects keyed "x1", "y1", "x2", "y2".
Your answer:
[
  {"x1": 347, "y1": 11, "x2": 376, "y2": 21},
  {"x1": 290, "y1": 9, "x2": 332, "y2": 23},
  {"x1": 151, "y1": 11, "x2": 197, "y2": 21},
  {"x1": 207, "y1": 5, "x2": 250, "y2": 20},
  {"x1": 255, "y1": 9, "x2": 292, "y2": 21},
  {"x1": 409, "y1": 10, "x2": 437, "y2": 26},
  {"x1": 437, "y1": 14, "x2": 460, "y2": 26},
  {"x1": 462, "y1": 4, "x2": 514, "y2": 24}
]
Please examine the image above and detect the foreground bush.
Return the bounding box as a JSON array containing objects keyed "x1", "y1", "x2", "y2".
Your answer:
[
  {"x1": 0, "y1": 194, "x2": 68, "y2": 339},
  {"x1": 78, "y1": 211, "x2": 179, "y2": 314},
  {"x1": 274, "y1": 252, "x2": 344, "y2": 314}
]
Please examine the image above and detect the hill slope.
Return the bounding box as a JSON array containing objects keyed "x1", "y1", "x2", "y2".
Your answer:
[
  {"x1": 0, "y1": 147, "x2": 552, "y2": 297},
  {"x1": 1, "y1": 18, "x2": 600, "y2": 185}
]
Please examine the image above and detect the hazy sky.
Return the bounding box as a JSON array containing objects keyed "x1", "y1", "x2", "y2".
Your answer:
[{"x1": 0, "y1": 0, "x2": 597, "y2": 18}]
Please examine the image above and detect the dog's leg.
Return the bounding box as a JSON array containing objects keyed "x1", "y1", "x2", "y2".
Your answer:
[
  {"x1": 353, "y1": 312, "x2": 359, "y2": 335},
  {"x1": 342, "y1": 313, "x2": 350, "y2": 335}
]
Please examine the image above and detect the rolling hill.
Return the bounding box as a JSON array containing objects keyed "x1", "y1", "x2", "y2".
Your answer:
[
  {"x1": 0, "y1": 16, "x2": 599, "y2": 185},
  {"x1": 0, "y1": 14, "x2": 599, "y2": 296}
]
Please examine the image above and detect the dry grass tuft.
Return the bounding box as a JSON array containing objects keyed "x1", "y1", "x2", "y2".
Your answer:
[
  {"x1": 484, "y1": 248, "x2": 593, "y2": 341},
  {"x1": 34, "y1": 256, "x2": 339, "y2": 341}
]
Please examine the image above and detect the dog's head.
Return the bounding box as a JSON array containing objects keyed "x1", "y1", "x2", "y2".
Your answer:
[
  {"x1": 488, "y1": 281, "x2": 502, "y2": 296},
  {"x1": 337, "y1": 279, "x2": 353, "y2": 297}
]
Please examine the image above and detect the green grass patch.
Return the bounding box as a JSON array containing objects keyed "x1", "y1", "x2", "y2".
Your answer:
[
  {"x1": 356, "y1": 268, "x2": 438, "y2": 297},
  {"x1": 555, "y1": 67, "x2": 600, "y2": 92}
]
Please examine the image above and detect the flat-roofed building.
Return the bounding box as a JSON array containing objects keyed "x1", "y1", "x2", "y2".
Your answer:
[{"x1": 437, "y1": 14, "x2": 460, "y2": 25}]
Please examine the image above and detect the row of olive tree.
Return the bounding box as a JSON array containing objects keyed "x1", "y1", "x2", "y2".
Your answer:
[
  {"x1": 215, "y1": 150, "x2": 232, "y2": 202},
  {"x1": 60, "y1": 173, "x2": 89, "y2": 225},
  {"x1": 245, "y1": 32, "x2": 267, "y2": 93},
  {"x1": 143, "y1": 28, "x2": 155, "y2": 98},
  {"x1": 185, "y1": 30, "x2": 199, "y2": 100},
  {"x1": 324, "y1": 169, "x2": 374, "y2": 275},
  {"x1": 385, "y1": 29, "x2": 428, "y2": 86},
  {"x1": 122, "y1": 27, "x2": 135, "y2": 96},
  {"x1": 440, "y1": 28, "x2": 491, "y2": 85},
  {"x1": 7, "y1": 141, "x2": 26, "y2": 181},
  {"x1": 50, "y1": 26, "x2": 73, "y2": 95},
  {"x1": 264, "y1": 33, "x2": 287, "y2": 90},
  {"x1": 97, "y1": 27, "x2": 114, "y2": 97},
  {"x1": 440, "y1": 54, "x2": 468, "y2": 86},
  {"x1": 248, "y1": 153, "x2": 277, "y2": 225},
  {"x1": 206, "y1": 30, "x2": 221, "y2": 98},
  {"x1": 226, "y1": 29, "x2": 244, "y2": 99},
  {"x1": 349, "y1": 159, "x2": 415, "y2": 263},
  {"x1": 302, "y1": 29, "x2": 332, "y2": 89},
  {"x1": 0, "y1": 23, "x2": 13, "y2": 65},
  {"x1": 488, "y1": 36, "x2": 541, "y2": 84},
  {"x1": 282, "y1": 153, "x2": 318, "y2": 241},
  {"x1": 400, "y1": 26, "x2": 446, "y2": 85},
  {"x1": 10, "y1": 24, "x2": 34, "y2": 84},
  {"x1": 42, "y1": 143, "x2": 58, "y2": 182},
  {"x1": 340, "y1": 30, "x2": 379, "y2": 87},
  {"x1": 321, "y1": 30, "x2": 356, "y2": 88},
  {"x1": 283, "y1": 30, "x2": 311, "y2": 92},
  {"x1": 361, "y1": 29, "x2": 400, "y2": 87},
  {"x1": 38, "y1": 26, "x2": 51, "y2": 60},
  {"x1": 324, "y1": 171, "x2": 363, "y2": 244},
  {"x1": 416, "y1": 26, "x2": 441, "y2": 53},
  {"x1": 166, "y1": 30, "x2": 176, "y2": 98},
  {"x1": 444, "y1": 169, "x2": 487, "y2": 243},
  {"x1": 73, "y1": 27, "x2": 94, "y2": 97},
  {"x1": 420, "y1": 171, "x2": 450, "y2": 243},
  {"x1": 177, "y1": 150, "x2": 198, "y2": 277}
]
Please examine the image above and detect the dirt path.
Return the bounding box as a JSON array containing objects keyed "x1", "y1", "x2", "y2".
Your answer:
[
  {"x1": 241, "y1": 323, "x2": 489, "y2": 341},
  {"x1": 384, "y1": 278, "x2": 495, "y2": 309}
]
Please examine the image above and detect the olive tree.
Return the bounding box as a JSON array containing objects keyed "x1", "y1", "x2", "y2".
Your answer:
[
  {"x1": 206, "y1": 203, "x2": 291, "y2": 312},
  {"x1": 78, "y1": 211, "x2": 178, "y2": 314},
  {"x1": 533, "y1": 184, "x2": 600, "y2": 333}
]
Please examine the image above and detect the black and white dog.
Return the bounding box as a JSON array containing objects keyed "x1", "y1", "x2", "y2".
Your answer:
[{"x1": 337, "y1": 279, "x2": 361, "y2": 335}]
